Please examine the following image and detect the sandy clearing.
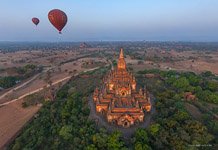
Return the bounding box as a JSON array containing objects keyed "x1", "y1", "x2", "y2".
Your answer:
[
  {"x1": 0, "y1": 66, "x2": 102, "y2": 149},
  {"x1": 0, "y1": 100, "x2": 41, "y2": 149}
]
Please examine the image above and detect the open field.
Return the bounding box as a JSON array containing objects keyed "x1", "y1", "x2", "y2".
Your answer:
[
  {"x1": 0, "y1": 48, "x2": 108, "y2": 148},
  {"x1": 124, "y1": 49, "x2": 218, "y2": 75},
  {"x1": 0, "y1": 42, "x2": 218, "y2": 149},
  {"x1": 0, "y1": 65, "x2": 104, "y2": 148},
  {"x1": 0, "y1": 100, "x2": 41, "y2": 149},
  {"x1": 0, "y1": 50, "x2": 79, "y2": 70}
]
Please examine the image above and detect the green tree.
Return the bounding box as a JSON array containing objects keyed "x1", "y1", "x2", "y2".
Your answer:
[
  {"x1": 134, "y1": 142, "x2": 151, "y2": 150},
  {"x1": 206, "y1": 81, "x2": 218, "y2": 92},
  {"x1": 133, "y1": 129, "x2": 152, "y2": 150},
  {"x1": 149, "y1": 124, "x2": 160, "y2": 136},
  {"x1": 86, "y1": 144, "x2": 97, "y2": 150},
  {"x1": 0, "y1": 76, "x2": 18, "y2": 88},
  {"x1": 59, "y1": 125, "x2": 73, "y2": 140},
  {"x1": 174, "y1": 110, "x2": 190, "y2": 122},
  {"x1": 107, "y1": 131, "x2": 124, "y2": 150},
  {"x1": 173, "y1": 77, "x2": 190, "y2": 91},
  {"x1": 201, "y1": 71, "x2": 214, "y2": 78},
  {"x1": 92, "y1": 129, "x2": 108, "y2": 149}
]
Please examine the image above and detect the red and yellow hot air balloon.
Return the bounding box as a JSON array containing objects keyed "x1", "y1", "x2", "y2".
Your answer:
[
  {"x1": 32, "y1": 17, "x2": 40, "y2": 26},
  {"x1": 48, "y1": 9, "x2": 68, "y2": 34}
]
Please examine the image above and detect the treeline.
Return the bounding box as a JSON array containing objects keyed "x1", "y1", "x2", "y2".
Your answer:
[
  {"x1": 0, "y1": 64, "x2": 42, "y2": 89},
  {"x1": 10, "y1": 67, "x2": 127, "y2": 150},
  {"x1": 22, "y1": 92, "x2": 45, "y2": 108},
  {"x1": 137, "y1": 69, "x2": 217, "y2": 149},
  {"x1": 11, "y1": 93, "x2": 127, "y2": 150},
  {"x1": 0, "y1": 76, "x2": 19, "y2": 89},
  {"x1": 9, "y1": 68, "x2": 217, "y2": 149},
  {"x1": 16, "y1": 64, "x2": 43, "y2": 78},
  {"x1": 138, "y1": 70, "x2": 218, "y2": 104},
  {"x1": 143, "y1": 89, "x2": 214, "y2": 149}
]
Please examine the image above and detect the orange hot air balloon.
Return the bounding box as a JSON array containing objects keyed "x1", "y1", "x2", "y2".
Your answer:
[
  {"x1": 48, "y1": 9, "x2": 68, "y2": 34},
  {"x1": 32, "y1": 18, "x2": 40, "y2": 26}
]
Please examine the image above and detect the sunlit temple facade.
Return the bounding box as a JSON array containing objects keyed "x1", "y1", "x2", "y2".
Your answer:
[{"x1": 93, "y1": 48, "x2": 151, "y2": 128}]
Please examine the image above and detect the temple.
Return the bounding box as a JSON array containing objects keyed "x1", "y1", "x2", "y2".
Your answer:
[{"x1": 93, "y1": 48, "x2": 151, "y2": 128}]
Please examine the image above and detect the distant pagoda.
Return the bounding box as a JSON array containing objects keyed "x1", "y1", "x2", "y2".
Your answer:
[{"x1": 93, "y1": 48, "x2": 151, "y2": 128}]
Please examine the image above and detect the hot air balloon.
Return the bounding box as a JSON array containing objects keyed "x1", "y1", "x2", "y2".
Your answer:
[
  {"x1": 32, "y1": 18, "x2": 40, "y2": 26},
  {"x1": 48, "y1": 9, "x2": 68, "y2": 34}
]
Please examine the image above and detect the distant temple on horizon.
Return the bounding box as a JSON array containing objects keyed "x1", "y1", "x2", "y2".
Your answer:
[{"x1": 93, "y1": 48, "x2": 151, "y2": 128}]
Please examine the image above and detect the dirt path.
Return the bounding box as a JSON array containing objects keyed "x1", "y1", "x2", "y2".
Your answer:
[
  {"x1": 83, "y1": 67, "x2": 100, "y2": 73},
  {"x1": 0, "y1": 67, "x2": 53, "y2": 104},
  {"x1": 108, "y1": 59, "x2": 114, "y2": 70},
  {"x1": 0, "y1": 74, "x2": 40, "y2": 101},
  {"x1": 0, "y1": 67, "x2": 100, "y2": 107},
  {"x1": 0, "y1": 64, "x2": 103, "y2": 149},
  {"x1": 0, "y1": 76, "x2": 71, "y2": 107}
]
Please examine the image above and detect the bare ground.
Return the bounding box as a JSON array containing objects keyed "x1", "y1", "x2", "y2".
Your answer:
[
  {"x1": 0, "y1": 100, "x2": 41, "y2": 149},
  {"x1": 0, "y1": 64, "x2": 105, "y2": 149}
]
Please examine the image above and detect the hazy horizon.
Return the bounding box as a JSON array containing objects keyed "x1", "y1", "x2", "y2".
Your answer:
[{"x1": 1, "y1": 0, "x2": 218, "y2": 42}]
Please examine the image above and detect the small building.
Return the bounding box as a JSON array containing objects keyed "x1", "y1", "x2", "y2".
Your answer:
[{"x1": 184, "y1": 92, "x2": 196, "y2": 101}]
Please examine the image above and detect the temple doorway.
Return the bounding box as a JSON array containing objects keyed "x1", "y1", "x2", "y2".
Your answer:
[
  {"x1": 101, "y1": 109, "x2": 106, "y2": 116},
  {"x1": 122, "y1": 120, "x2": 130, "y2": 128},
  {"x1": 112, "y1": 119, "x2": 117, "y2": 125}
]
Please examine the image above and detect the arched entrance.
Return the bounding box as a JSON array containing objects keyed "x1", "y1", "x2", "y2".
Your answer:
[
  {"x1": 117, "y1": 114, "x2": 134, "y2": 128},
  {"x1": 135, "y1": 119, "x2": 140, "y2": 125},
  {"x1": 112, "y1": 119, "x2": 117, "y2": 125},
  {"x1": 122, "y1": 119, "x2": 130, "y2": 128},
  {"x1": 101, "y1": 109, "x2": 106, "y2": 116}
]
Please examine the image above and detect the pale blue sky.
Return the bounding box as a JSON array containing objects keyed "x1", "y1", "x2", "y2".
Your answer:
[{"x1": 0, "y1": 0, "x2": 218, "y2": 41}]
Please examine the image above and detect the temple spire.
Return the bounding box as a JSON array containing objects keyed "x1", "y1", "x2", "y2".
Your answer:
[
  {"x1": 117, "y1": 48, "x2": 126, "y2": 70},
  {"x1": 119, "y1": 48, "x2": 124, "y2": 59}
]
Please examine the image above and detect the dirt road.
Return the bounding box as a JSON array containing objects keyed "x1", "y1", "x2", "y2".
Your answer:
[
  {"x1": 0, "y1": 76, "x2": 71, "y2": 107},
  {"x1": 0, "y1": 74, "x2": 40, "y2": 101},
  {"x1": 0, "y1": 67, "x2": 53, "y2": 104},
  {"x1": 0, "y1": 67, "x2": 101, "y2": 107},
  {"x1": 0, "y1": 64, "x2": 102, "y2": 149}
]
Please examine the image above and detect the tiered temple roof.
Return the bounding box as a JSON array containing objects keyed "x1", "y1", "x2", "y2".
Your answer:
[{"x1": 93, "y1": 48, "x2": 151, "y2": 127}]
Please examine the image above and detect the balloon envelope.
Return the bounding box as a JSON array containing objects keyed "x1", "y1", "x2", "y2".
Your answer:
[
  {"x1": 32, "y1": 18, "x2": 40, "y2": 26},
  {"x1": 48, "y1": 9, "x2": 68, "y2": 34}
]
